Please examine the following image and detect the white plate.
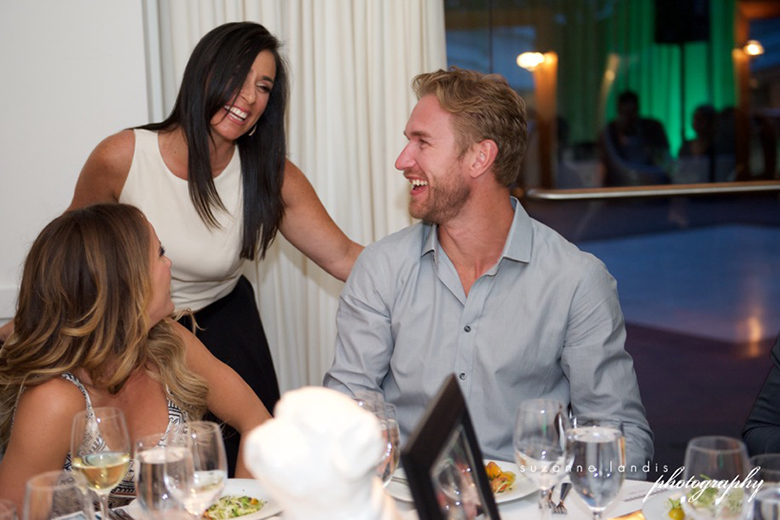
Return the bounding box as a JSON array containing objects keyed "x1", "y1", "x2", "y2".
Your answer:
[
  {"x1": 128, "y1": 478, "x2": 282, "y2": 520},
  {"x1": 641, "y1": 490, "x2": 680, "y2": 520},
  {"x1": 386, "y1": 459, "x2": 536, "y2": 504}
]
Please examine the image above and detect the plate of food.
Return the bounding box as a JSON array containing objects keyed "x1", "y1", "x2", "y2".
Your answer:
[
  {"x1": 483, "y1": 460, "x2": 537, "y2": 504},
  {"x1": 641, "y1": 491, "x2": 683, "y2": 520},
  {"x1": 648, "y1": 485, "x2": 750, "y2": 520},
  {"x1": 386, "y1": 459, "x2": 536, "y2": 504},
  {"x1": 128, "y1": 478, "x2": 282, "y2": 520}
]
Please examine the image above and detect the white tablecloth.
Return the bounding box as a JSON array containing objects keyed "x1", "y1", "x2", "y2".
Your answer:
[
  {"x1": 391, "y1": 479, "x2": 660, "y2": 520},
  {"x1": 123, "y1": 478, "x2": 663, "y2": 520}
]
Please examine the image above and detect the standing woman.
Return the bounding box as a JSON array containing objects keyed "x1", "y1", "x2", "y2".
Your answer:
[{"x1": 67, "y1": 22, "x2": 362, "y2": 473}]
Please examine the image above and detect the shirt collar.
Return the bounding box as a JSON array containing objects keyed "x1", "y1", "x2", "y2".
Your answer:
[
  {"x1": 503, "y1": 196, "x2": 533, "y2": 263},
  {"x1": 420, "y1": 196, "x2": 532, "y2": 264}
]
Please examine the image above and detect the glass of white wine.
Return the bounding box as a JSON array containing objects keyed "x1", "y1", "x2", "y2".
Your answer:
[
  {"x1": 70, "y1": 407, "x2": 131, "y2": 520},
  {"x1": 164, "y1": 421, "x2": 227, "y2": 519},
  {"x1": 513, "y1": 399, "x2": 572, "y2": 520},
  {"x1": 568, "y1": 418, "x2": 626, "y2": 520},
  {"x1": 24, "y1": 470, "x2": 95, "y2": 520}
]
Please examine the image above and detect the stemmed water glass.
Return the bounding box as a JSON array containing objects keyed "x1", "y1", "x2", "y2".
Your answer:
[
  {"x1": 353, "y1": 390, "x2": 401, "y2": 486},
  {"x1": 433, "y1": 456, "x2": 482, "y2": 519},
  {"x1": 353, "y1": 389, "x2": 385, "y2": 414},
  {"x1": 24, "y1": 471, "x2": 95, "y2": 520},
  {"x1": 513, "y1": 399, "x2": 572, "y2": 520},
  {"x1": 376, "y1": 403, "x2": 401, "y2": 487},
  {"x1": 70, "y1": 407, "x2": 131, "y2": 520},
  {"x1": 568, "y1": 418, "x2": 626, "y2": 519},
  {"x1": 750, "y1": 453, "x2": 780, "y2": 483},
  {"x1": 682, "y1": 436, "x2": 751, "y2": 520},
  {"x1": 749, "y1": 453, "x2": 780, "y2": 520},
  {"x1": 163, "y1": 421, "x2": 228, "y2": 519}
]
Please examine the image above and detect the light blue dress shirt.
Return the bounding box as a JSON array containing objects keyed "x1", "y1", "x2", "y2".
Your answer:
[{"x1": 324, "y1": 198, "x2": 654, "y2": 476}]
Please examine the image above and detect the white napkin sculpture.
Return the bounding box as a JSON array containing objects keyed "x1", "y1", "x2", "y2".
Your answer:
[{"x1": 243, "y1": 387, "x2": 402, "y2": 520}]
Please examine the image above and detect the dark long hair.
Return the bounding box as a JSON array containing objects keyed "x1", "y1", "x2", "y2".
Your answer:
[{"x1": 141, "y1": 22, "x2": 289, "y2": 260}]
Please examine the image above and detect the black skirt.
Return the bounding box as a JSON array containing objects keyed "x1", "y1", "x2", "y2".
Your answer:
[{"x1": 178, "y1": 275, "x2": 281, "y2": 476}]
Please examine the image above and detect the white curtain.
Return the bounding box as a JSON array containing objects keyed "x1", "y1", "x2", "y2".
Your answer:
[{"x1": 144, "y1": 0, "x2": 447, "y2": 392}]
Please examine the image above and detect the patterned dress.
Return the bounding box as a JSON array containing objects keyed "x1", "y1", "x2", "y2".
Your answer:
[{"x1": 61, "y1": 372, "x2": 187, "y2": 504}]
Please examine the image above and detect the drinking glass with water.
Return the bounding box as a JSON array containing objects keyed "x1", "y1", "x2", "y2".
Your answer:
[{"x1": 567, "y1": 417, "x2": 626, "y2": 520}]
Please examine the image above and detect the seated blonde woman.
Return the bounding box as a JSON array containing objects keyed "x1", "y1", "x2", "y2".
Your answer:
[{"x1": 0, "y1": 203, "x2": 271, "y2": 508}]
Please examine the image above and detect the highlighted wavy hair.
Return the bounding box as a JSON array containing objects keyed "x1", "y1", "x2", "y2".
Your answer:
[{"x1": 0, "y1": 204, "x2": 208, "y2": 449}]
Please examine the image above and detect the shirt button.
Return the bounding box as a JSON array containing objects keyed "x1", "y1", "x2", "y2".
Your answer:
[
  {"x1": 464, "y1": 325, "x2": 471, "y2": 332},
  {"x1": 459, "y1": 373, "x2": 466, "y2": 380}
]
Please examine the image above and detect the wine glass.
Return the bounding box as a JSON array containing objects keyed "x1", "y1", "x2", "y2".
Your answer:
[
  {"x1": 681, "y1": 436, "x2": 751, "y2": 520},
  {"x1": 164, "y1": 421, "x2": 228, "y2": 519},
  {"x1": 750, "y1": 453, "x2": 780, "y2": 484},
  {"x1": 24, "y1": 471, "x2": 95, "y2": 520},
  {"x1": 752, "y1": 485, "x2": 780, "y2": 520},
  {"x1": 376, "y1": 403, "x2": 401, "y2": 487},
  {"x1": 0, "y1": 499, "x2": 17, "y2": 520},
  {"x1": 513, "y1": 399, "x2": 572, "y2": 520},
  {"x1": 70, "y1": 407, "x2": 131, "y2": 520},
  {"x1": 135, "y1": 430, "x2": 188, "y2": 519},
  {"x1": 353, "y1": 389, "x2": 385, "y2": 414},
  {"x1": 434, "y1": 457, "x2": 482, "y2": 520},
  {"x1": 568, "y1": 418, "x2": 626, "y2": 519},
  {"x1": 351, "y1": 390, "x2": 400, "y2": 486},
  {"x1": 749, "y1": 454, "x2": 780, "y2": 520}
]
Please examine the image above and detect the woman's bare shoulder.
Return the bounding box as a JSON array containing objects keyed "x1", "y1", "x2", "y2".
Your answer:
[
  {"x1": 0, "y1": 378, "x2": 84, "y2": 507},
  {"x1": 172, "y1": 320, "x2": 209, "y2": 359},
  {"x1": 17, "y1": 377, "x2": 86, "y2": 416},
  {"x1": 69, "y1": 129, "x2": 137, "y2": 209}
]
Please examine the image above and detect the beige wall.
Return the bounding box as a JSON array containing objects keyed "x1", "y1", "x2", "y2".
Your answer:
[{"x1": 0, "y1": 1, "x2": 149, "y2": 321}]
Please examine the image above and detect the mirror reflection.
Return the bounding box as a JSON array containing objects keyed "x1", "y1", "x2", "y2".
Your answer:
[{"x1": 444, "y1": 0, "x2": 780, "y2": 190}]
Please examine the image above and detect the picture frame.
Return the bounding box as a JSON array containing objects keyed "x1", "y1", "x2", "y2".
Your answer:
[{"x1": 400, "y1": 374, "x2": 502, "y2": 520}]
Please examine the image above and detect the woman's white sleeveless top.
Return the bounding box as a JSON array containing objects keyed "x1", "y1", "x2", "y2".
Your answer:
[{"x1": 119, "y1": 129, "x2": 244, "y2": 312}]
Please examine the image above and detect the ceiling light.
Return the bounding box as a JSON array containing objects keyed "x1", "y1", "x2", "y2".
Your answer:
[
  {"x1": 517, "y1": 52, "x2": 545, "y2": 71},
  {"x1": 744, "y1": 40, "x2": 764, "y2": 56}
]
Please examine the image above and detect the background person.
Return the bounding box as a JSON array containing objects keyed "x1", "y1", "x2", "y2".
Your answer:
[
  {"x1": 742, "y1": 331, "x2": 780, "y2": 455},
  {"x1": 678, "y1": 104, "x2": 717, "y2": 159},
  {"x1": 674, "y1": 104, "x2": 738, "y2": 184},
  {"x1": 600, "y1": 90, "x2": 671, "y2": 186},
  {"x1": 0, "y1": 204, "x2": 270, "y2": 509},
  {"x1": 325, "y1": 68, "x2": 653, "y2": 477}
]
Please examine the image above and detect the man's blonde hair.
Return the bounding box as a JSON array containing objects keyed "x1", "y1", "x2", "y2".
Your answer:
[{"x1": 412, "y1": 67, "x2": 528, "y2": 187}]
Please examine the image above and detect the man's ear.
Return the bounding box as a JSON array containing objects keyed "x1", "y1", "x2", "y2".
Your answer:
[{"x1": 469, "y1": 139, "x2": 498, "y2": 179}]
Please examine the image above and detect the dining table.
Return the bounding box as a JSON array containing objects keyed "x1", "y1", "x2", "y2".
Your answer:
[
  {"x1": 119, "y1": 477, "x2": 665, "y2": 520},
  {"x1": 388, "y1": 478, "x2": 661, "y2": 520},
  {"x1": 230, "y1": 478, "x2": 662, "y2": 520}
]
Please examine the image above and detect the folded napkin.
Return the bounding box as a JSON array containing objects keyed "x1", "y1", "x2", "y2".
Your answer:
[
  {"x1": 243, "y1": 387, "x2": 402, "y2": 520},
  {"x1": 606, "y1": 479, "x2": 668, "y2": 520}
]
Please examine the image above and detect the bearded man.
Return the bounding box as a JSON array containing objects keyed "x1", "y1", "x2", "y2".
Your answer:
[{"x1": 324, "y1": 67, "x2": 654, "y2": 478}]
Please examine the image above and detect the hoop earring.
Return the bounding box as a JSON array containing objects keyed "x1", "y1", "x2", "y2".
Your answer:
[{"x1": 248, "y1": 125, "x2": 257, "y2": 137}]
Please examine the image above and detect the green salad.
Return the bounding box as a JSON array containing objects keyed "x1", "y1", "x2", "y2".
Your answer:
[
  {"x1": 685, "y1": 479, "x2": 744, "y2": 519},
  {"x1": 204, "y1": 495, "x2": 266, "y2": 519}
]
